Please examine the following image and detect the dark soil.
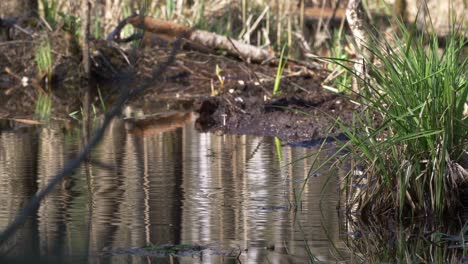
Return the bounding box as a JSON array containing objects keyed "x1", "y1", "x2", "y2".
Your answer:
[
  {"x1": 193, "y1": 72, "x2": 357, "y2": 143},
  {"x1": 0, "y1": 25, "x2": 357, "y2": 143}
]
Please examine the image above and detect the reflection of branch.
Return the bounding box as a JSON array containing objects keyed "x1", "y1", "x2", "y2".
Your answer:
[
  {"x1": 0, "y1": 32, "x2": 188, "y2": 246},
  {"x1": 126, "y1": 112, "x2": 192, "y2": 137}
]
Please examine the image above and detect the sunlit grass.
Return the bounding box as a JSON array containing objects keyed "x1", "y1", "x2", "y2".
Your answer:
[
  {"x1": 274, "y1": 136, "x2": 283, "y2": 163},
  {"x1": 35, "y1": 92, "x2": 52, "y2": 121},
  {"x1": 273, "y1": 45, "x2": 288, "y2": 96},
  {"x1": 327, "y1": 26, "x2": 352, "y2": 92},
  {"x1": 34, "y1": 38, "x2": 53, "y2": 86},
  {"x1": 334, "y1": 19, "x2": 467, "y2": 217}
]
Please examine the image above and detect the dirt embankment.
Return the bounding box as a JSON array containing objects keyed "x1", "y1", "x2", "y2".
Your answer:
[
  {"x1": 193, "y1": 72, "x2": 356, "y2": 143},
  {"x1": 0, "y1": 23, "x2": 356, "y2": 143}
]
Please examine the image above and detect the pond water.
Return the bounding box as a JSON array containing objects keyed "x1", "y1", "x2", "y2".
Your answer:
[{"x1": 0, "y1": 115, "x2": 350, "y2": 263}]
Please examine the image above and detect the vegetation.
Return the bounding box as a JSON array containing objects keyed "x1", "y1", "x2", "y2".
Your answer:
[
  {"x1": 34, "y1": 38, "x2": 53, "y2": 83},
  {"x1": 22, "y1": 0, "x2": 468, "y2": 219},
  {"x1": 34, "y1": 38, "x2": 53, "y2": 120},
  {"x1": 344, "y1": 218, "x2": 464, "y2": 263},
  {"x1": 334, "y1": 20, "x2": 467, "y2": 217},
  {"x1": 40, "y1": 0, "x2": 59, "y2": 28},
  {"x1": 1, "y1": 0, "x2": 467, "y2": 262},
  {"x1": 273, "y1": 45, "x2": 288, "y2": 96},
  {"x1": 35, "y1": 91, "x2": 52, "y2": 120},
  {"x1": 326, "y1": 27, "x2": 352, "y2": 92}
]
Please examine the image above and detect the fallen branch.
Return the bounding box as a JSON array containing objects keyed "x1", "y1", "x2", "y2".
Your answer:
[{"x1": 108, "y1": 15, "x2": 275, "y2": 63}]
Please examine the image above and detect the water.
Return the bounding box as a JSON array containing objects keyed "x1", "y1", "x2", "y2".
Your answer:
[{"x1": 0, "y1": 116, "x2": 349, "y2": 263}]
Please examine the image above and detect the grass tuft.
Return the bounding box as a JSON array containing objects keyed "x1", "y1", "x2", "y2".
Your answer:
[
  {"x1": 40, "y1": 0, "x2": 59, "y2": 28},
  {"x1": 327, "y1": 25, "x2": 352, "y2": 92},
  {"x1": 34, "y1": 38, "x2": 54, "y2": 121},
  {"x1": 34, "y1": 38, "x2": 53, "y2": 87},
  {"x1": 35, "y1": 92, "x2": 52, "y2": 121},
  {"x1": 336, "y1": 20, "x2": 467, "y2": 217}
]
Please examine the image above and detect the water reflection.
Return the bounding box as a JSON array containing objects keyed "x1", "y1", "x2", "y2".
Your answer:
[
  {"x1": 0, "y1": 116, "x2": 347, "y2": 263},
  {"x1": 0, "y1": 128, "x2": 39, "y2": 257}
]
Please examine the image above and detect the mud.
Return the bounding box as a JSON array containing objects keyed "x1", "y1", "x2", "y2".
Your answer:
[
  {"x1": 0, "y1": 25, "x2": 357, "y2": 143},
  {"x1": 194, "y1": 73, "x2": 357, "y2": 143}
]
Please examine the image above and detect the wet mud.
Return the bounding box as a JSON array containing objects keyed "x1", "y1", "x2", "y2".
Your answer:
[
  {"x1": 0, "y1": 26, "x2": 357, "y2": 143},
  {"x1": 194, "y1": 73, "x2": 357, "y2": 143}
]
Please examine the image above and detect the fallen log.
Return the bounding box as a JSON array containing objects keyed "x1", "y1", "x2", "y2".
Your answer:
[{"x1": 108, "y1": 15, "x2": 275, "y2": 63}]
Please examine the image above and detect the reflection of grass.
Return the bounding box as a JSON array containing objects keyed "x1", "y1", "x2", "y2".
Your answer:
[
  {"x1": 97, "y1": 87, "x2": 106, "y2": 112},
  {"x1": 332, "y1": 19, "x2": 467, "y2": 217},
  {"x1": 35, "y1": 92, "x2": 52, "y2": 121},
  {"x1": 274, "y1": 137, "x2": 283, "y2": 168},
  {"x1": 345, "y1": 217, "x2": 462, "y2": 263}
]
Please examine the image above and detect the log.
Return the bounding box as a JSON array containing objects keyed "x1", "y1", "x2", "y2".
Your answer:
[
  {"x1": 116, "y1": 15, "x2": 275, "y2": 63},
  {"x1": 126, "y1": 16, "x2": 190, "y2": 38}
]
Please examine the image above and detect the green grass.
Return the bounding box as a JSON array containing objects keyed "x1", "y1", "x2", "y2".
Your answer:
[
  {"x1": 165, "y1": 0, "x2": 175, "y2": 20},
  {"x1": 34, "y1": 39, "x2": 53, "y2": 87},
  {"x1": 274, "y1": 136, "x2": 283, "y2": 163},
  {"x1": 334, "y1": 19, "x2": 467, "y2": 217},
  {"x1": 273, "y1": 45, "x2": 288, "y2": 96},
  {"x1": 122, "y1": 4, "x2": 135, "y2": 38},
  {"x1": 193, "y1": 0, "x2": 236, "y2": 37},
  {"x1": 59, "y1": 12, "x2": 80, "y2": 35},
  {"x1": 34, "y1": 33, "x2": 53, "y2": 122},
  {"x1": 327, "y1": 26, "x2": 352, "y2": 92},
  {"x1": 193, "y1": 0, "x2": 207, "y2": 30},
  {"x1": 92, "y1": 9, "x2": 101, "y2": 39},
  {"x1": 35, "y1": 92, "x2": 52, "y2": 121},
  {"x1": 41, "y1": 0, "x2": 59, "y2": 28}
]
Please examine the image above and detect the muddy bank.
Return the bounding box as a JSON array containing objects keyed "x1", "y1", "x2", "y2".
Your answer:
[
  {"x1": 194, "y1": 73, "x2": 357, "y2": 143},
  {"x1": 0, "y1": 24, "x2": 356, "y2": 143}
]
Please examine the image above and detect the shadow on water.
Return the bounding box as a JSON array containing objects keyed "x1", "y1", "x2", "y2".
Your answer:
[{"x1": 0, "y1": 116, "x2": 466, "y2": 263}]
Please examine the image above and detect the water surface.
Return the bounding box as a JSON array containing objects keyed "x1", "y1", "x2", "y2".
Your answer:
[{"x1": 0, "y1": 117, "x2": 348, "y2": 263}]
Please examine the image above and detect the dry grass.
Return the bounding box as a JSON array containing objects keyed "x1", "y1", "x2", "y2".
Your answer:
[{"x1": 37, "y1": 0, "x2": 353, "y2": 56}]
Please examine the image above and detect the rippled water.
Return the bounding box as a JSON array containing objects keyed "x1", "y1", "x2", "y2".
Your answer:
[{"x1": 0, "y1": 116, "x2": 349, "y2": 263}]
